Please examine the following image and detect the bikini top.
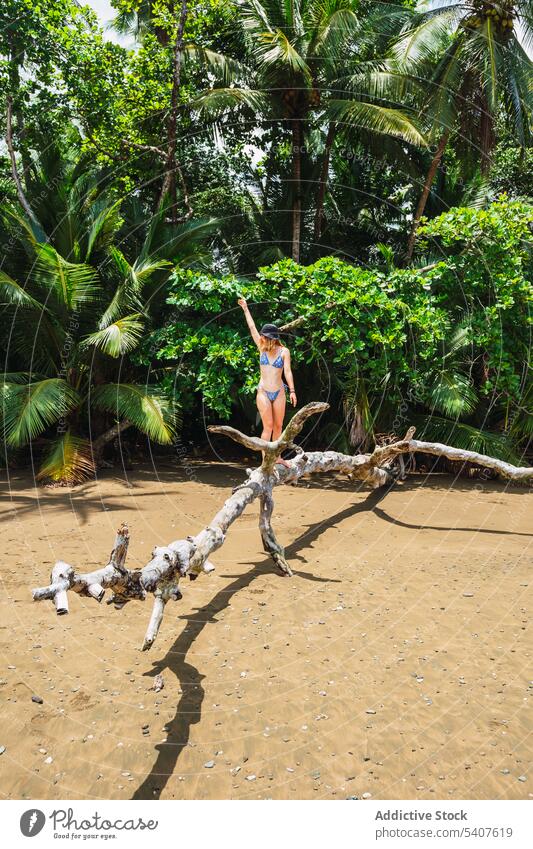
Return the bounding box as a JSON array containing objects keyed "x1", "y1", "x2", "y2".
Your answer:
[{"x1": 260, "y1": 349, "x2": 284, "y2": 368}]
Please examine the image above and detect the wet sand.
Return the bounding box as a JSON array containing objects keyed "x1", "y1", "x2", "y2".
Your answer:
[{"x1": 0, "y1": 462, "x2": 531, "y2": 800}]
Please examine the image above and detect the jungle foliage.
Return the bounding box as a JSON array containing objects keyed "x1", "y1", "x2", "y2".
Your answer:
[
  {"x1": 147, "y1": 199, "x2": 532, "y2": 461},
  {"x1": 0, "y1": 0, "x2": 532, "y2": 479}
]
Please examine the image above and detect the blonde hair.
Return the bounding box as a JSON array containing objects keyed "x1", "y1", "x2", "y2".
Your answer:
[{"x1": 259, "y1": 335, "x2": 281, "y2": 354}]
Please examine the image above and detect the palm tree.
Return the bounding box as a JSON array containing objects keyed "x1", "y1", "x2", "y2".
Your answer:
[
  {"x1": 0, "y1": 150, "x2": 217, "y2": 483},
  {"x1": 0, "y1": 230, "x2": 176, "y2": 483},
  {"x1": 395, "y1": 0, "x2": 533, "y2": 259},
  {"x1": 194, "y1": 0, "x2": 426, "y2": 262}
]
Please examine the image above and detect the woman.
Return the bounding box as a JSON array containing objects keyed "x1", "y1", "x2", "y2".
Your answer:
[{"x1": 238, "y1": 298, "x2": 297, "y2": 467}]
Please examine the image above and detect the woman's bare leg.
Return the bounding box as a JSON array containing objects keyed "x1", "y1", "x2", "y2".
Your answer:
[
  {"x1": 256, "y1": 390, "x2": 274, "y2": 441},
  {"x1": 272, "y1": 390, "x2": 290, "y2": 467}
]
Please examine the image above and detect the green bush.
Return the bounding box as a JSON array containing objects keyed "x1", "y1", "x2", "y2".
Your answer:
[{"x1": 144, "y1": 200, "x2": 532, "y2": 459}]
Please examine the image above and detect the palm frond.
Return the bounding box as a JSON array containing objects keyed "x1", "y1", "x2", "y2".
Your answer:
[
  {"x1": 190, "y1": 88, "x2": 267, "y2": 120},
  {"x1": 149, "y1": 217, "x2": 219, "y2": 261},
  {"x1": 0, "y1": 204, "x2": 47, "y2": 245},
  {"x1": 183, "y1": 44, "x2": 247, "y2": 85},
  {"x1": 37, "y1": 431, "x2": 95, "y2": 484},
  {"x1": 510, "y1": 380, "x2": 533, "y2": 439},
  {"x1": 310, "y1": 5, "x2": 361, "y2": 60},
  {"x1": 0, "y1": 271, "x2": 44, "y2": 310},
  {"x1": 391, "y1": 7, "x2": 463, "y2": 66},
  {"x1": 91, "y1": 384, "x2": 177, "y2": 444},
  {"x1": 99, "y1": 250, "x2": 169, "y2": 327},
  {"x1": 413, "y1": 414, "x2": 520, "y2": 464},
  {"x1": 1, "y1": 378, "x2": 80, "y2": 447},
  {"x1": 85, "y1": 199, "x2": 123, "y2": 260},
  {"x1": 257, "y1": 28, "x2": 312, "y2": 82},
  {"x1": 131, "y1": 256, "x2": 172, "y2": 286},
  {"x1": 33, "y1": 243, "x2": 99, "y2": 309},
  {"x1": 327, "y1": 99, "x2": 426, "y2": 147},
  {"x1": 81, "y1": 315, "x2": 145, "y2": 358},
  {"x1": 425, "y1": 370, "x2": 478, "y2": 417}
]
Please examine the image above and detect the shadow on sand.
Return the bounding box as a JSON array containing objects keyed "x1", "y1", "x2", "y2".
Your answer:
[{"x1": 131, "y1": 475, "x2": 533, "y2": 799}]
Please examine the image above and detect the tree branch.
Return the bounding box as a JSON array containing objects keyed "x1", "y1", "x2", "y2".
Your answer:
[
  {"x1": 32, "y1": 407, "x2": 532, "y2": 651},
  {"x1": 6, "y1": 96, "x2": 41, "y2": 231}
]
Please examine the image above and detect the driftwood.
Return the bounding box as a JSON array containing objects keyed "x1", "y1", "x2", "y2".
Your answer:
[{"x1": 32, "y1": 402, "x2": 533, "y2": 651}]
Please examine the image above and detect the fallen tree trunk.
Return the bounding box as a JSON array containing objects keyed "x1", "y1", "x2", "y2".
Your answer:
[{"x1": 32, "y1": 402, "x2": 533, "y2": 651}]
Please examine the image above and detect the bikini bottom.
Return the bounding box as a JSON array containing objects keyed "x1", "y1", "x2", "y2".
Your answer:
[{"x1": 259, "y1": 383, "x2": 287, "y2": 403}]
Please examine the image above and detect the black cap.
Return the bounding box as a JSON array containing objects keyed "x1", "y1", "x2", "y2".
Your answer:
[{"x1": 259, "y1": 323, "x2": 280, "y2": 340}]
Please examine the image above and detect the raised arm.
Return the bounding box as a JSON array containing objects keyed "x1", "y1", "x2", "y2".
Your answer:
[
  {"x1": 283, "y1": 347, "x2": 297, "y2": 407},
  {"x1": 237, "y1": 298, "x2": 261, "y2": 346}
]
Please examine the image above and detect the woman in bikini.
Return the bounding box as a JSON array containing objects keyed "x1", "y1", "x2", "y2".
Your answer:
[{"x1": 238, "y1": 298, "x2": 297, "y2": 467}]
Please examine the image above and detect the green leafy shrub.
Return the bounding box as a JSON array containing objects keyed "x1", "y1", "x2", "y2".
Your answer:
[{"x1": 145, "y1": 200, "x2": 532, "y2": 461}]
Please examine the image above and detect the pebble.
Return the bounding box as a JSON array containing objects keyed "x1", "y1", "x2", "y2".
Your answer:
[
  {"x1": 0, "y1": 746, "x2": 5, "y2": 755},
  {"x1": 31, "y1": 695, "x2": 44, "y2": 704},
  {"x1": 518, "y1": 775, "x2": 527, "y2": 782},
  {"x1": 500, "y1": 769, "x2": 510, "y2": 775},
  {"x1": 462, "y1": 593, "x2": 474, "y2": 597},
  {"x1": 230, "y1": 766, "x2": 241, "y2": 775},
  {"x1": 44, "y1": 756, "x2": 53, "y2": 764},
  {"x1": 362, "y1": 792, "x2": 372, "y2": 799},
  {"x1": 246, "y1": 774, "x2": 257, "y2": 781},
  {"x1": 204, "y1": 760, "x2": 215, "y2": 769},
  {"x1": 365, "y1": 709, "x2": 376, "y2": 715}
]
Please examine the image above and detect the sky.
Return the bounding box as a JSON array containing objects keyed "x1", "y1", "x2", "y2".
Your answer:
[
  {"x1": 84, "y1": 0, "x2": 132, "y2": 47},
  {"x1": 85, "y1": 0, "x2": 114, "y2": 26},
  {"x1": 85, "y1": 0, "x2": 533, "y2": 58}
]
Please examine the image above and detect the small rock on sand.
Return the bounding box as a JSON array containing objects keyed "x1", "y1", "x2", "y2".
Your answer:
[
  {"x1": 0, "y1": 746, "x2": 6, "y2": 755},
  {"x1": 204, "y1": 760, "x2": 215, "y2": 769},
  {"x1": 31, "y1": 695, "x2": 43, "y2": 704},
  {"x1": 362, "y1": 792, "x2": 372, "y2": 799}
]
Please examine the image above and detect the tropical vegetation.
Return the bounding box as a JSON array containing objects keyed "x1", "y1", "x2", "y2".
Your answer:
[{"x1": 0, "y1": 0, "x2": 531, "y2": 481}]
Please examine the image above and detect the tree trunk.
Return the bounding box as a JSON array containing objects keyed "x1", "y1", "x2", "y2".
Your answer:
[
  {"x1": 5, "y1": 96, "x2": 40, "y2": 231},
  {"x1": 313, "y1": 121, "x2": 335, "y2": 242},
  {"x1": 291, "y1": 118, "x2": 302, "y2": 263},
  {"x1": 32, "y1": 404, "x2": 533, "y2": 652},
  {"x1": 8, "y1": 42, "x2": 34, "y2": 187},
  {"x1": 406, "y1": 130, "x2": 449, "y2": 261},
  {"x1": 479, "y1": 92, "x2": 495, "y2": 175},
  {"x1": 92, "y1": 420, "x2": 132, "y2": 461},
  {"x1": 158, "y1": 0, "x2": 192, "y2": 222}
]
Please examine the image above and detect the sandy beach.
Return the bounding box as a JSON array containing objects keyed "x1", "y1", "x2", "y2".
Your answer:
[{"x1": 0, "y1": 461, "x2": 531, "y2": 800}]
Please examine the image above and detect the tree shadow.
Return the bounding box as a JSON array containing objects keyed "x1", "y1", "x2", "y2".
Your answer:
[
  {"x1": 372, "y1": 506, "x2": 533, "y2": 537},
  {"x1": 131, "y1": 485, "x2": 390, "y2": 799}
]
